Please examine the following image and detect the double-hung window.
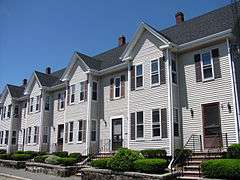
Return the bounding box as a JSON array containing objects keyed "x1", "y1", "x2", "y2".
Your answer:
[
  {"x1": 43, "y1": 127, "x2": 49, "y2": 143},
  {"x1": 3, "y1": 106, "x2": 6, "y2": 119},
  {"x1": 23, "y1": 103, "x2": 27, "y2": 118},
  {"x1": 36, "y1": 96, "x2": 40, "y2": 111},
  {"x1": 58, "y1": 93, "x2": 65, "y2": 110},
  {"x1": 14, "y1": 105, "x2": 19, "y2": 118},
  {"x1": 30, "y1": 98, "x2": 34, "y2": 112},
  {"x1": 5, "y1": 130, "x2": 9, "y2": 144},
  {"x1": 45, "y1": 96, "x2": 50, "y2": 111},
  {"x1": 11, "y1": 131, "x2": 16, "y2": 145},
  {"x1": 69, "y1": 122, "x2": 74, "y2": 143},
  {"x1": 172, "y1": 59, "x2": 177, "y2": 84},
  {"x1": 136, "y1": 64, "x2": 143, "y2": 88},
  {"x1": 114, "y1": 77, "x2": 121, "y2": 98},
  {"x1": 80, "y1": 82, "x2": 85, "y2": 101},
  {"x1": 70, "y1": 85, "x2": 75, "y2": 103},
  {"x1": 7, "y1": 104, "x2": 12, "y2": 118},
  {"x1": 173, "y1": 108, "x2": 179, "y2": 136},
  {"x1": 151, "y1": 60, "x2": 160, "y2": 85},
  {"x1": 92, "y1": 82, "x2": 98, "y2": 101},
  {"x1": 78, "y1": 120, "x2": 83, "y2": 142},
  {"x1": 33, "y1": 126, "x2": 39, "y2": 143},
  {"x1": 152, "y1": 109, "x2": 161, "y2": 137},
  {"x1": 136, "y1": 111, "x2": 144, "y2": 138},
  {"x1": 0, "y1": 131, "x2": 3, "y2": 144},
  {"x1": 0, "y1": 107, "x2": 2, "y2": 120},
  {"x1": 27, "y1": 127, "x2": 31, "y2": 144},
  {"x1": 201, "y1": 52, "x2": 214, "y2": 80},
  {"x1": 91, "y1": 120, "x2": 96, "y2": 141}
]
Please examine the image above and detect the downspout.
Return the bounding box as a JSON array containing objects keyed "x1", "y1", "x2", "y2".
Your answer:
[
  {"x1": 7, "y1": 102, "x2": 14, "y2": 153},
  {"x1": 227, "y1": 38, "x2": 240, "y2": 143},
  {"x1": 127, "y1": 60, "x2": 131, "y2": 149}
]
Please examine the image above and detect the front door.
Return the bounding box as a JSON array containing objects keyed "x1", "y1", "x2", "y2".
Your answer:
[
  {"x1": 112, "y1": 118, "x2": 123, "y2": 151},
  {"x1": 57, "y1": 124, "x2": 64, "y2": 152},
  {"x1": 202, "y1": 103, "x2": 222, "y2": 149}
]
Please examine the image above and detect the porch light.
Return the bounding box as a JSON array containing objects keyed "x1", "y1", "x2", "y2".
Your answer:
[
  {"x1": 228, "y1": 102, "x2": 232, "y2": 113},
  {"x1": 190, "y1": 108, "x2": 194, "y2": 118}
]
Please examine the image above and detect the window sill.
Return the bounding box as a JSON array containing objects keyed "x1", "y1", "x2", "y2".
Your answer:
[
  {"x1": 135, "y1": 87, "x2": 144, "y2": 91},
  {"x1": 76, "y1": 141, "x2": 83, "y2": 144},
  {"x1": 58, "y1": 108, "x2": 65, "y2": 112},
  {"x1": 202, "y1": 78, "x2": 215, "y2": 83},
  {"x1": 131, "y1": 139, "x2": 144, "y2": 142},
  {"x1": 151, "y1": 84, "x2": 160, "y2": 88},
  {"x1": 67, "y1": 142, "x2": 74, "y2": 145}
]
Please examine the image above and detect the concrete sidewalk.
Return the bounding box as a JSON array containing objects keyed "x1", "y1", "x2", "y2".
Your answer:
[{"x1": 0, "y1": 167, "x2": 81, "y2": 180}]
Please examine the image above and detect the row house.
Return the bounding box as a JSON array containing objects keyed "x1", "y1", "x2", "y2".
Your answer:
[{"x1": 0, "y1": 4, "x2": 239, "y2": 156}]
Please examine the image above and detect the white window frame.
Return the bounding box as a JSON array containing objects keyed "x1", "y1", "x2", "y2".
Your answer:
[
  {"x1": 173, "y1": 108, "x2": 180, "y2": 137},
  {"x1": 78, "y1": 120, "x2": 83, "y2": 143},
  {"x1": 45, "y1": 96, "x2": 50, "y2": 111},
  {"x1": 150, "y1": 59, "x2": 160, "y2": 86},
  {"x1": 7, "y1": 104, "x2": 12, "y2": 118},
  {"x1": 14, "y1": 105, "x2": 19, "y2": 118},
  {"x1": 59, "y1": 92, "x2": 65, "y2": 110},
  {"x1": 36, "y1": 96, "x2": 40, "y2": 111},
  {"x1": 135, "y1": 64, "x2": 144, "y2": 89},
  {"x1": 91, "y1": 119, "x2": 97, "y2": 141},
  {"x1": 43, "y1": 126, "x2": 49, "y2": 144},
  {"x1": 201, "y1": 51, "x2": 215, "y2": 81},
  {"x1": 27, "y1": 127, "x2": 31, "y2": 144},
  {"x1": 3, "y1": 106, "x2": 6, "y2": 119},
  {"x1": 80, "y1": 81, "x2": 85, "y2": 102},
  {"x1": 70, "y1": 85, "x2": 76, "y2": 104},
  {"x1": 68, "y1": 122, "x2": 74, "y2": 143},
  {"x1": 136, "y1": 111, "x2": 144, "y2": 139},
  {"x1": 5, "y1": 130, "x2": 9, "y2": 145},
  {"x1": 33, "y1": 126, "x2": 39, "y2": 144},
  {"x1": 0, "y1": 131, "x2": 3, "y2": 144},
  {"x1": 92, "y1": 81, "x2": 98, "y2": 101},
  {"x1": 151, "y1": 109, "x2": 161, "y2": 138},
  {"x1": 114, "y1": 77, "x2": 121, "y2": 99},
  {"x1": 30, "y1": 97, "x2": 34, "y2": 112},
  {"x1": 11, "y1": 131, "x2": 17, "y2": 145},
  {"x1": 172, "y1": 58, "x2": 177, "y2": 85}
]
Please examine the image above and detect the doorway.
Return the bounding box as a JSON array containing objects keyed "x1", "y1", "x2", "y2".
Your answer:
[{"x1": 112, "y1": 118, "x2": 123, "y2": 151}]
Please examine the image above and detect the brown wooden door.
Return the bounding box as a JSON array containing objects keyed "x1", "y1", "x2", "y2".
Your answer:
[
  {"x1": 112, "y1": 118, "x2": 123, "y2": 151},
  {"x1": 202, "y1": 103, "x2": 222, "y2": 149},
  {"x1": 57, "y1": 124, "x2": 64, "y2": 151}
]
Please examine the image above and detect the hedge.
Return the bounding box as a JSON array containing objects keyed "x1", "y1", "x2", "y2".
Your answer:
[
  {"x1": 52, "y1": 151, "x2": 68, "y2": 158},
  {"x1": 69, "y1": 153, "x2": 82, "y2": 162},
  {"x1": 201, "y1": 159, "x2": 240, "y2": 179},
  {"x1": 0, "y1": 149, "x2": 6, "y2": 154},
  {"x1": 91, "y1": 158, "x2": 110, "y2": 169},
  {"x1": 0, "y1": 154, "x2": 12, "y2": 160},
  {"x1": 34, "y1": 155, "x2": 49, "y2": 163},
  {"x1": 140, "y1": 149, "x2": 167, "y2": 159},
  {"x1": 11, "y1": 154, "x2": 32, "y2": 161},
  {"x1": 227, "y1": 144, "x2": 240, "y2": 159},
  {"x1": 58, "y1": 157, "x2": 77, "y2": 166},
  {"x1": 133, "y1": 159, "x2": 167, "y2": 174},
  {"x1": 45, "y1": 155, "x2": 61, "y2": 165}
]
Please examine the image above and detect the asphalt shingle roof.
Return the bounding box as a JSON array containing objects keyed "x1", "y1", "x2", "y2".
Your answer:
[{"x1": 7, "y1": 84, "x2": 25, "y2": 98}]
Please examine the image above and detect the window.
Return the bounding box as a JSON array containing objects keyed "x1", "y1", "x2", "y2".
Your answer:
[
  {"x1": 36, "y1": 96, "x2": 40, "y2": 111},
  {"x1": 7, "y1": 104, "x2": 12, "y2": 118},
  {"x1": 172, "y1": 59, "x2": 177, "y2": 84},
  {"x1": 80, "y1": 82, "x2": 85, "y2": 101},
  {"x1": 174, "y1": 109, "x2": 179, "y2": 136},
  {"x1": 12, "y1": 131, "x2": 16, "y2": 145},
  {"x1": 151, "y1": 60, "x2": 160, "y2": 85},
  {"x1": 201, "y1": 52, "x2": 214, "y2": 80},
  {"x1": 30, "y1": 98, "x2": 34, "y2": 112},
  {"x1": 14, "y1": 105, "x2": 19, "y2": 118},
  {"x1": 0, "y1": 107, "x2": 2, "y2": 119},
  {"x1": 27, "y1": 127, "x2": 31, "y2": 144},
  {"x1": 43, "y1": 127, "x2": 49, "y2": 143},
  {"x1": 68, "y1": 122, "x2": 74, "y2": 142},
  {"x1": 5, "y1": 130, "x2": 9, "y2": 144},
  {"x1": 78, "y1": 120, "x2": 83, "y2": 142},
  {"x1": 23, "y1": 102, "x2": 27, "y2": 118},
  {"x1": 92, "y1": 82, "x2": 98, "y2": 101},
  {"x1": 136, "y1": 64, "x2": 143, "y2": 88},
  {"x1": 58, "y1": 93, "x2": 65, "y2": 110},
  {"x1": 33, "y1": 126, "x2": 39, "y2": 143},
  {"x1": 152, "y1": 109, "x2": 161, "y2": 137},
  {"x1": 91, "y1": 120, "x2": 96, "y2": 141},
  {"x1": 3, "y1": 106, "x2": 6, "y2": 119},
  {"x1": 0, "y1": 131, "x2": 3, "y2": 144},
  {"x1": 70, "y1": 85, "x2": 75, "y2": 103},
  {"x1": 114, "y1": 77, "x2": 121, "y2": 98},
  {"x1": 136, "y1": 111, "x2": 144, "y2": 138},
  {"x1": 45, "y1": 96, "x2": 50, "y2": 110}
]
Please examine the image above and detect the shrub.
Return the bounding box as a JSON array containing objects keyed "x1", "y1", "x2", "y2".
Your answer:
[
  {"x1": 52, "y1": 151, "x2": 68, "y2": 158},
  {"x1": 0, "y1": 154, "x2": 12, "y2": 160},
  {"x1": 57, "y1": 157, "x2": 77, "y2": 166},
  {"x1": 45, "y1": 155, "x2": 61, "y2": 165},
  {"x1": 174, "y1": 149, "x2": 192, "y2": 165},
  {"x1": 11, "y1": 154, "x2": 32, "y2": 161},
  {"x1": 140, "y1": 149, "x2": 167, "y2": 159},
  {"x1": 133, "y1": 159, "x2": 167, "y2": 174},
  {"x1": 91, "y1": 158, "x2": 110, "y2": 169},
  {"x1": 201, "y1": 159, "x2": 240, "y2": 179},
  {"x1": 227, "y1": 144, "x2": 240, "y2": 159},
  {"x1": 69, "y1": 153, "x2": 82, "y2": 162},
  {"x1": 34, "y1": 155, "x2": 49, "y2": 163},
  {"x1": 0, "y1": 149, "x2": 7, "y2": 154},
  {"x1": 15, "y1": 150, "x2": 25, "y2": 154},
  {"x1": 107, "y1": 148, "x2": 144, "y2": 172}
]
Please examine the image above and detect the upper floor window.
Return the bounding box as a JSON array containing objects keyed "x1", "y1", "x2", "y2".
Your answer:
[
  {"x1": 0, "y1": 131, "x2": 3, "y2": 144},
  {"x1": 3, "y1": 106, "x2": 6, "y2": 119},
  {"x1": 172, "y1": 59, "x2": 177, "y2": 84},
  {"x1": 201, "y1": 52, "x2": 214, "y2": 80},
  {"x1": 70, "y1": 85, "x2": 75, "y2": 103},
  {"x1": 14, "y1": 105, "x2": 19, "y2": 118},
  {"x1": 114, "y1": 77, "x2": 121, "y2": 98},
  {"x1": 92, "y1": 82, "x2": 97, "y2": 101},
  {"x1": 152, "y1": 109, "x2": 160, "y2": 137},
  {"x1": 58, "y1": 93, "x2": 65, "y2": 110},
  {"x1": 69, "y1": 122, "x2": 74, "y2": 143},
  {"x1": 30, "y1": 97, "x2": 34, "y2": 112},
  {"x1": 45, "y1": 96, "x2": 50, "y2": 111},
  {"x1": 151, "y1": 60, "x2": 160, "y2": 85},
  {"x1": 80, "y1": 82, "x2": 85, "y2": 101},
  {"x1": 136, "y1": 64, "x2": 143, "y2": 88},
  {"x1": 7, "y1": 104, "x2": 12, "y2": 118},
  {"x1": 36, "y1": 96, "x2": 40, "y2": 111}
]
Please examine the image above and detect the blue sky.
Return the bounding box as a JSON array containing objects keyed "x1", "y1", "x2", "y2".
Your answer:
[{"x1": 0, "y1": 0, "x2": 229, "y2": 91}]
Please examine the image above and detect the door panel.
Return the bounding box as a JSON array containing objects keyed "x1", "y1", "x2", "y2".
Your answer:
[
  {"x1": 202, "y1": 103, "x2": 222, "y2": 149},
  {"x1": 112, "y1": 118, "x2": 123, "y2": 151},
  {"x1": 57, "y1": 124, "x2": 64, "y2": 152}
]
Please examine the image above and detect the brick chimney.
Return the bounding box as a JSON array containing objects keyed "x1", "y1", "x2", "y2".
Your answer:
[
  {"x1": 23, "y1": 79, "x2": 27, "y2": 86},
  {"x1": 118, "y1": 35, "x2": 126, "y2": 46},
  {"x1": 46, "y1": 67, "x2": 51, "y2": 74},
  {"x1": 175, "y1": 12, "x2": 184, "y2": 25}
]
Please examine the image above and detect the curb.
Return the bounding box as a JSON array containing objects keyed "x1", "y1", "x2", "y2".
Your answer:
[{"x1": 0, "y1": 173, "x2": 31, "y2": 180}]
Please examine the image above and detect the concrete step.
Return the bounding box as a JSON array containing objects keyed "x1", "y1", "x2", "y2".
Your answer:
[
  {"x1": 192, "y1": 151, "x2": 223, "y2": 156},
  {"x1": 182, "y1": 171, "x2": 202, "y2": 177},
  {"x1": 190, "y1": 155, "x2": 221, "y2": 161},
  {"x1": 188, "y1": 160, "x2": 202, "y2": 166},
  {"x1": 184, "y1": 165, "x2": 200, "y2": 171},
  {"x1": 178, "y1": 176, "x2": 203, "y2": 180}
]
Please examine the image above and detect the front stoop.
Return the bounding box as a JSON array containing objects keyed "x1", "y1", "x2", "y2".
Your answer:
[{"x1": 177, "y1": 151, "x2": 223, "y2": 180}]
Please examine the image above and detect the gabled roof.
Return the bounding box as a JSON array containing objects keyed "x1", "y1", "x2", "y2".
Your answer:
[{"x1": 7, "y1": 84, "x2": 25, "y2": 98}]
